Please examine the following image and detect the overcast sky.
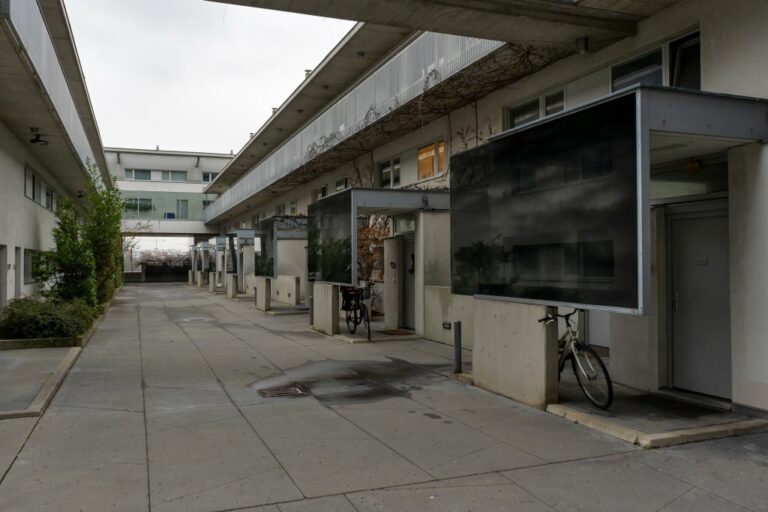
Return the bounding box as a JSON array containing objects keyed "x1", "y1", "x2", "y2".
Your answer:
[{"x1": 66, "y1": 0, "x2": 354, "y2": 155}]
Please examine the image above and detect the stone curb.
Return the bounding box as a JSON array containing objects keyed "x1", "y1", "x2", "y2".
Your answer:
[
  {"x1": 547, "y1": 403, "x2": 768, "y2": 449},
  {"x1": 0, "y1": 346, "x2": 81, "y2": 420}
]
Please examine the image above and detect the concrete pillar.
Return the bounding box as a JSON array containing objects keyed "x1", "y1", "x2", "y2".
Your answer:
[
  {"x1": 242, "y1": 246, "x2": 255, "y2": 295},
  {"x1": 208, "y1": 277, "x2": 216, "y2": 293},
  {"x1": 255, "y1": 276, "x2": 272, "y2": 312},
  {"x1": 472, "y1": 299, "x2": 558, "y2": 409},
  {"x1": 188, "y1": 270, "x2": 194, "y2": 285},
  {"x1": 312, "y1": 282, "x2": 339, "y2": 335},
  {"x1": 226, "y1": 274, "x2": 237, "y2": 299},
  {"x1": 195, "y1": 271, "x2": 203, "y2": 288},
  {"x1": 383, "y1": 237, "x2": 402, "y2": 329}
]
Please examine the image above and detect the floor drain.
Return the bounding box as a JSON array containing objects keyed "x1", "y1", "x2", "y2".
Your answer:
[
  {"x1": 258, "y1": 383, "x2": 309, "y2": 398},
  {"x1": 180, "y1": 317, "x2": 211, "y2": 323}
]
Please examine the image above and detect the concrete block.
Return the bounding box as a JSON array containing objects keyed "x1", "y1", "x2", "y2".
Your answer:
[
  {"x1": 208, "y1": 276, "x2": 216, "y2": 293},
  {"x1": 472, "y1": 299, "x2": 557, "y2": 409},
  {"x1": 255, "y1": 276, "x2": 272, "y2": 312},
  {"x1": 226, "y1": 274, "x2": 237, "y2": 299},
  {"x1": 424, "y1": 287, "x2": 476, "y2": 349},
  {"x1": 312, "y1": 283, "x2": 339, "y2": 335},
  {"x1": 272, "y1": 275, "x2": 301, "y2": 305},
  {"x1": 188, "y1": 270, "x2": 194, "y2": 285}
]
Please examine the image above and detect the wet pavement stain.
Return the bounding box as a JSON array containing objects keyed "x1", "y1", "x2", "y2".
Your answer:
[{"x1": 248, "y1": 357, "x2": 445, "y2": 405}]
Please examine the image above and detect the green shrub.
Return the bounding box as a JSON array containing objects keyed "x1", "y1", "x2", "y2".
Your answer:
[{"x1": 0, "y1": 298, "x2": 95, "y2": 339}]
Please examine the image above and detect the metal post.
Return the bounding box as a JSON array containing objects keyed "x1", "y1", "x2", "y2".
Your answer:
[
  {"x1": 254, "y1": 286, "x2": 258, "y2": 308},
  {"x1": 453, "y1": 321, "x2": 462, "y2": 374},
  {"x1": 308, "y1": 296, "x2": 313, "y2": 326}
]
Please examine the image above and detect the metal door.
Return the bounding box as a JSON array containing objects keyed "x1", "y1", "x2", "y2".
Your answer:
[
  {"x1": 401, "y1": 234, "x2": 416, "y2": 330},
  {"x1": 669, "y1": 207, "x2": 731, "y2": 399},
  {"x1": 0, "y1": 245, "x2": 7, "y2": 307}
]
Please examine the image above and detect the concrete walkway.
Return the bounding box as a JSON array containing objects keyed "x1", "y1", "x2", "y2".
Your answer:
[{"x1": 0, "y1": 284, "x2": 765, "y2": 511}]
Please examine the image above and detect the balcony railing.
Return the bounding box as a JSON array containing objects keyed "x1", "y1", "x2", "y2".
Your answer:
[{"x1": 204, "y1": 32, "x2": 503, "y2": 223}]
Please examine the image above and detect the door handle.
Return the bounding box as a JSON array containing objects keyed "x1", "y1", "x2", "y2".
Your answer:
[{"x1": 672, "y1": 291, "x2": 679, "y2": 312}]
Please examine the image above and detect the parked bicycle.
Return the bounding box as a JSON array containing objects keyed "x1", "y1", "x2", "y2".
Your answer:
[
  {"x1": 538, "y1": 308, "x2": 613, "y2": 409},
  {"x1": 341, "y1": 283, "x2": 371, "y2": 337}
]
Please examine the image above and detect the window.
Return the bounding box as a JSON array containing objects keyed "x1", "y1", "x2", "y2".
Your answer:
[
  {"x1": 202, "y1": 199, "x2": 213, "y2": 209},
  {"x1": 544, "y1": 91, "x2": 565, "y2": 116},
  {"x1": 202, "y1": 172, "x2": 218, "y2": 183},
  {"x1": 123, "y1": 198, "x2": 153, "y2": 213},
  {"x1": 320, "y1": 185, "x2": 328, "y2": 198},
  {"x1": 24, "y1": 168, "x2": 34, "y2": 199},
  {"x1": 275, "y1": 204, "x2": 285, "y2": 216},
  {"x1": 417, "y1": 142, "x2": 446, "y2": 180},
  {"x1": 335, "y1": 177, "x2": 348, "y2": 192},
  {"x1": 125, "y1": 169, "x2": 151, "y2": 180},
  {"x1": 612, "y1": 49, "x2": 663, "y2": 91},
  {"x1": 670, "y1": 32, "x2": 701, "y2": 90},
  {"x1": 379, "y1": 158, "x2": 401, "y2": 188},
  {"x1": 176, "y1": 199, "x2": 188, "y2": 219},
  {"x1": 162, "y1": 170, "x2": 187, "y2": 182},
  {"x1": 507, "y1": 99, "x2": 540, "y2": 129},
  {"x1": 289, "y1": 200, "x2": 298, "y2": 215},
  {"x1": 24, "y1": 249, "x2": 36, "y2": 284},
  {"x1": 45, "y1": 187, "x2": 54, "y2": 210}
]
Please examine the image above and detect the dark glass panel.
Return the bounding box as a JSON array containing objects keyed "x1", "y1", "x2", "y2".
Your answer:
[
  {"x1": 451, "y1": 94, "x2": 639, "y2": 309},
  {"x1": 255, "y1": 217, "x2": 275, "y2": 277},
  {"x1": 308, "y1": 190, "x2": 353, "y2": 284},
  {"x1": 612, "y1": 50, "x2": 663, "y2": 91}
]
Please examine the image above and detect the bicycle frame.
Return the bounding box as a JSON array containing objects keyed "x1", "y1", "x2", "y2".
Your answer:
[{"x1": 557, "y1": 313, "x2": 599, "y2": 381}]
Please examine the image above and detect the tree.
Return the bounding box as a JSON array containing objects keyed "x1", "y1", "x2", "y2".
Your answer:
[
  {"x1": 82, "y1": 165, "x2": 124, "y2": 303},
  {"x1": 33, "y1": 198, "x2": 97, "y2": 306}
]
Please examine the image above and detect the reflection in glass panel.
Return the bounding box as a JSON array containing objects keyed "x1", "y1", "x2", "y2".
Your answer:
[
  {"x1": 508, "y1": 98, "x2": 540, "y2": 128},
  {"x1": 612, "y1": 50, "x2": 663, "y2": 91},
  {"x1": 544, "y1": 91, "x2": 565, "y2": 116},
  {"x1": 308, "y1": 190, "x2": 352, "y2": 284},
  {"x1": 451, "y1": 94, "x2": 639, "y2": 309},
  {"x1": 254, "y1": 216, "x2": 308, "y2": 277},
  {"x1": 651, "y1": 158, "x2": 727, "y2": 200}
]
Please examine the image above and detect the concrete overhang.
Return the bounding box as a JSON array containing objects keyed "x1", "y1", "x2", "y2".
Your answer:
[
  {"x1": 210, "y1": 0, "x2": 680, "y2": 48},
  {"x1": 0, "y1": 0, "x2": 108, "y2": 195},
  {"x1": 205, "y1": 22, "x2": 413, "y2": 194},
  {"x1": 38, "y1": 0, "x2": 110, "y2": 186}
]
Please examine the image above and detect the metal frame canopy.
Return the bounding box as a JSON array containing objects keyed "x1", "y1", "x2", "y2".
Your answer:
[
  {"x1": 451, "y1": 85, "x2": 768, "y2": 315},
  {"x1": 308, "y1": 188, "x2": 450, "y2": 286},
  {"x1": 254, "y1": 215, "x2": 308, "y2": 278}
]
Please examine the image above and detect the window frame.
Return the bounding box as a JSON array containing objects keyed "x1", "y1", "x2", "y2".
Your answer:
[
  {"x1": 378, "y1": 157, "x2": 401, "y2": 188},
  {"x1": 162, "y1": 170, "x2": 188, "y2": 182},
  {"x1": 610, "y1": 48, "x2": 664, "y2": 92},
  {"x1": 202, "y1": 171, "x2": 219, "y2": 183},
  {"x1": 125, "y1": 169, "x2": 152, "y2": 181},
  {"x1": 504, "y1": 89, "x2": 565, "y2": 131}
]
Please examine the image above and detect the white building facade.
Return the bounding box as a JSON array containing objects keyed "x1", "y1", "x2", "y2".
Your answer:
[{"x1": 205, "y1": 0, "x2": 768, "y2": 415}]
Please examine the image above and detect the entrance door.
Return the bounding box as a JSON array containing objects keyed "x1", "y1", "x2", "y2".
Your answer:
[
  {"x1": 0, "y1": 245, "x2": 7, "y2": 307},
  {"x1": 669, "y1": 205, "x2": 731, "y2": 399},
  {"x1": 401, "y1": 234, "x2": 416, "y2": 330}
]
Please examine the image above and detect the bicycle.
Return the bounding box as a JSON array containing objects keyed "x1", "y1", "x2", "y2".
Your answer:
[
  {"x1": 340, "y1": 283, "x2": 371, "y2": 337},
  {"x1": 538, "y1": 309, "x2": 613, "y2": 409}
]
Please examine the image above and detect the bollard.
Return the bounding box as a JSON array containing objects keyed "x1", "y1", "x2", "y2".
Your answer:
[
  {"x1": 254, "y1": 287, "x2": 258, "y2": 308},
  {"x1": 308, "y1": 296, "x2": 313, "y2": 326},
  {"x1": 453, "y1": 321, "x2": 462, "y2": 374}
]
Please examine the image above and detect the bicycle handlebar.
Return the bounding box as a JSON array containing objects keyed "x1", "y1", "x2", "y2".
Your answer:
[{"x1": 537, "y1": 308, "x2": 584, "y2": 324}]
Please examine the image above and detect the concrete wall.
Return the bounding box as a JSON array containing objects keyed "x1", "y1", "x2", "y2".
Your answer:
[
  {"x1": 472, "y1": 300, "x2": 558, "y2": 409},
  {"x1": 424, "y1": 287, "x2": 477, "y2": 349},
  {"x1": 383, "y1": 237, "x2": 402, "y2": 329},
  {"x1": 0, "y1": 119, "x2": 66, "y2": 304},
  {"x1": 271, "y1": 275, "x2": 300, "y2": 306},
  {"x1": 312, "y1": 282, "x2": 339, "y2": 335},
  {"x1": 275, "y1": 239, "x2": 307, "y2": 301},
  {"x1": 414, "y1": 211, "x2": 450, "y2": 336},
  {"x1": 729, "y1": 143, "x2": 768, "y2": 412}
]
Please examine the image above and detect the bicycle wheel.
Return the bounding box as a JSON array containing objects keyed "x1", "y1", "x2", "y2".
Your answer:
[
  {"x1": 346, "y1": 309, "x2": 357, "y2": 334},
  {"x1": 571, "y1": 343, "x2": 613, "y2": 409}
]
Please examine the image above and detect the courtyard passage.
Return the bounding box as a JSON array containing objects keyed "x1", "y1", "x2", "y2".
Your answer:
[{"x1": 0, "y1": 284, "x2": 766, "y2": 511}]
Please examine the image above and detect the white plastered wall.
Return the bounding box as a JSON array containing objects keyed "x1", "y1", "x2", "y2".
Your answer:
[{"x1": 0, "y1": 119, "x2": 68, "y2": 303}]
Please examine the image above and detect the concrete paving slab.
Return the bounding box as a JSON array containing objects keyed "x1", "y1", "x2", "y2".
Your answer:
[
  {"x1": 481, "y1": 405, "x2": 637, "y2": 462},
  {"x1": 0, "y1": 418, "x2": 36, "y2": 477},
  {"x1": 347, "y1": 473, "x2": 555, "y2": 512},
  {"x1": 0, "y1": 458, "x2": 148, "y2": 512},
  {"x1": 657, "y1": 488, "x2": 751, "y2": 512},
  {"x1": 19, "y1": 406, "x2": 146, "y2": 464},
  {"x1": 639, "y1": 433, "x2": 768, "y2": 511},
  {"x1": 0, "y1": 348, "x2": 74, "y2": 411},
  {"x1": 148, "y1": 416, "x2": 301, "y2": 512},
  {"x1": 504, "y1": 453, "x2": 692, "y2": 512},
  {"x1": 277, "y1": 495, "x2": 358, "y2": 512},
  {"x1": 264, "y1": 436, "x2": 431, "y2": 497}
]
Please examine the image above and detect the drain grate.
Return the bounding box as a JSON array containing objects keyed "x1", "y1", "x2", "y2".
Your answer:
[
  {"x1": 180, "y1": 317, "x2": 211, "y2": 323},
  {"x1": 258, "y1": 383, "x2": 309, "y2": 398}
]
